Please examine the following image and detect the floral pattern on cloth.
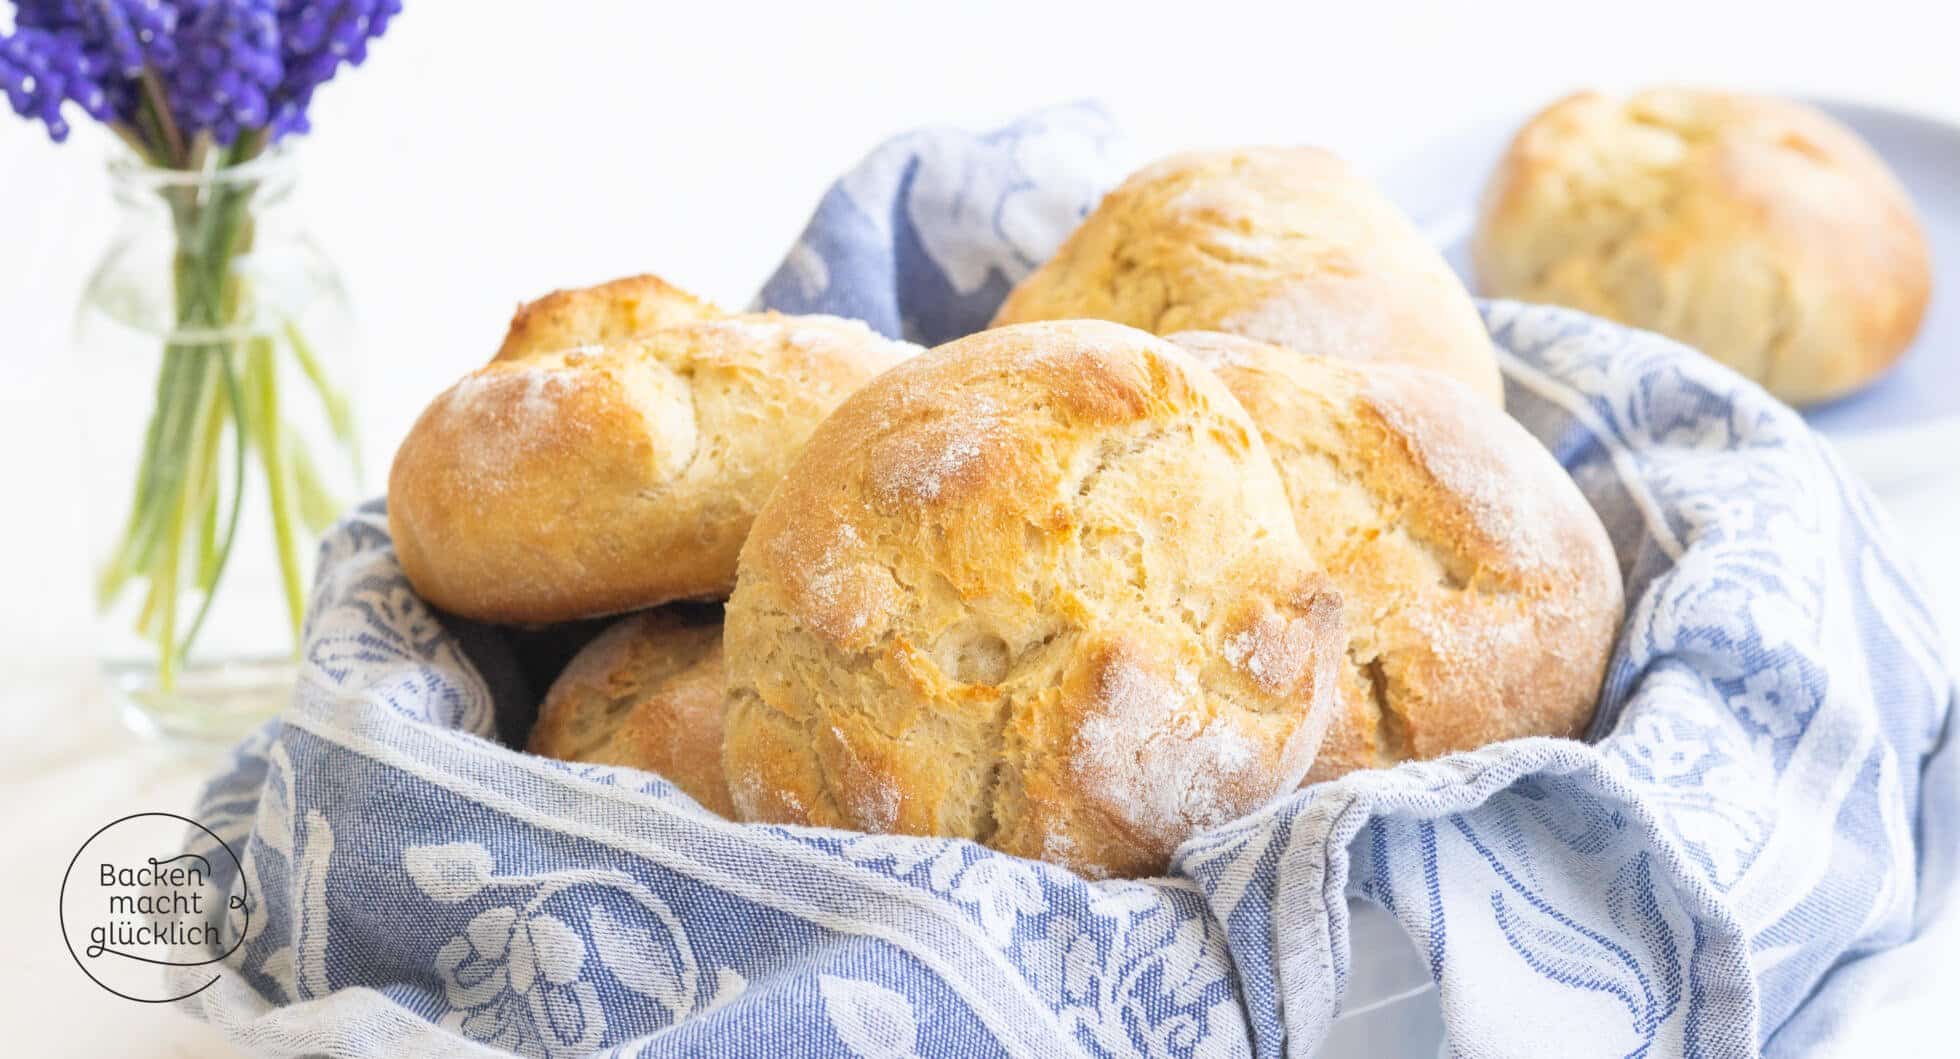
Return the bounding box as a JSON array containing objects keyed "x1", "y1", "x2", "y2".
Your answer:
[{"x1": 169, "y1": 103, "x2": 1955, "y2": 1058}]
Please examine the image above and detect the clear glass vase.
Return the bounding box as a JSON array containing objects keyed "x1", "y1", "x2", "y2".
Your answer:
[{"x1": 74, "y1": 147, "x2": 360, "y2": 740}]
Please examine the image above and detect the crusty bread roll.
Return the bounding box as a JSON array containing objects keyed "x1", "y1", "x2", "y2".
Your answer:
[
  {"x1": 1171, "y1": 332, "x2": 1623, "y2": 781},
  {"x1": 721, "y1": 320, "x2": 1345, "y2": 878},
  {"x1": 1474, "y1": 88, "x2": 1931, "y2": 406},
  {"x1": 389, "y1": 313, "x2": 917, "y2": 623},
  {"x1": 992, "y1": 147, "x2": 1503, "y2": 404},
  {"x1": 495, "y1": 273, "x2": 721, "y2": 362},
  {"x1": 527, "y1": 608, "x2": 733, "y2": 816}
]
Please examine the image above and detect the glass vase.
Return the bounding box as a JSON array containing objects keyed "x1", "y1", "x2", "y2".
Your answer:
[{"x1": 74, "y1": 146, "x2": 360, "y2": 740}]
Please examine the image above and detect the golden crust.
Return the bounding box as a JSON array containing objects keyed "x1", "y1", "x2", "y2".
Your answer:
[
  {"x1": 494, "y1": 274, "x2": 721, "y2": 362},
  {"x1": 388, "y1": 313, "x2": 917, "y2": 623},
  {"x1": 1171, "y1": 332, "x2": 1624, "y2": 781},
  {"x1": 1473, "y1": 88, "x2": 1931, "y2": 405},
  {"x1": 722, "y1": 320, "x2": 1344, "y2": 878},
  {"x1": 993, "y1": 146, "x2": 1503, "y2": 404},
  {"x1": 527, "y1": 609, "x2": 734, "y2": 816}
]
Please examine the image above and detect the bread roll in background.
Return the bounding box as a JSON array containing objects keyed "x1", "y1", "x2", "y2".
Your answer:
[
  {"x1": 528, "y1": 608, "x2": 733, "y2": 816},
  {"x1": 1474, "y1": 88, "x2": 1931, "y2": 406},
  {"x1": 722, "y1": 320, "x2": 1344, "y2": 878},
  {"x1": 389, "y1": 313, "x2": 918, "y2": 623},
  {"x1": 494, "y1": 273, "x2": 721, "y2": 362},
  {"x1": 993, "y1": 146, "x2": 1504, "y2": 404},
  {"x1": 1172, "y1": 332, "x2": 1623, "y2": 781}
]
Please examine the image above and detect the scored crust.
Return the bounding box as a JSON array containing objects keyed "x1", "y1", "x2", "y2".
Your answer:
[
  {"x1": 1473, "y1": 88, "x2": 1931, "y2": 405},
  {"x1": 721, "y1": 319, "x2": 1344, "y2": 879},
  {"x1": 389, "y1": 313, "x2": 918, "y2": 623},
  {"x1": 1172, "y1": 331, "x2": 1624, "y2": 780},
  {"x1": 494, "y1": 273, "x2": 721, "y2": 362},
  {"x1": 993, "y1": 146, "x2": 1503, "y2": 404},
  {"x1": 527, "y1": 608, "x2": 734, "y2": 816}
]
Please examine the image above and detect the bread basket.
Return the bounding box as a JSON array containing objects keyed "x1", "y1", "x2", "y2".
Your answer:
[{"x1": 166, "y1": 104, "x2": 1956, "y2": 1059}]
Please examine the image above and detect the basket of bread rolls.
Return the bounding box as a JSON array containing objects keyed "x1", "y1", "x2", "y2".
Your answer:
[{"x1": 169, "y1": 103, "x2": 1953, "y2": 1058}]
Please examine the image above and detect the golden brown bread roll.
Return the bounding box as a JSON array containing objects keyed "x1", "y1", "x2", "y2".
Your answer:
[
  {"x1": 389, "y1": 313, "x2": 918, "y2": 623},
  {"x1": 494, "y1": 273, "x2": 721, "y2": 362},
  {"x1": 1474, "y1": 88, "x2": 1931, "y2": 405},
  {"x1": 1171, "y1": 332, "x2": 1623, "y2": 781},
  {"x1": 721, "y1": 320, "x2": 1345, "y2": 879},
  {"x1": 993, "y1": 146, "x2": 1503, "y2": 404},
  {"x1": 527, "y1": 608, "x2": 733, "y2": 816}
]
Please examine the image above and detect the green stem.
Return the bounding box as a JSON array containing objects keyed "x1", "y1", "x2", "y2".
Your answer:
[
  {"x1": 284, "y1": 321, "x2": 357, "y2": 451},
  {"x1": 247, "y1": 338, "x2": 307, "y2": 642},
  {"x1": 137, "y1": 69, "x2": 186, "y2": 167},
  {"x1": 178, "y1": 348, "x2": 249, "y2": 657},
  {"x1": 179, "y1": 366, "x2": 224, "y2": 583},
  {"x1": 95, "y1": 348, "x2": 188, "y2": 606},
  {"x1": 155, "y1": 480, "x2": 186, "y2": 692},
  {"x1": 192, "y1": 386, "x2": 226, "y2": 588},
  {"x1": 95, "y1": 133, "x2": 347, "y2": 687},
  {"x1": 131, "y1": 360, "x2": 209, "y2": 588},
  {"x1": 96, "y1": 159, "x2": 250, "y2": 685},
  {"x1": 289, "y1": 441, "x2": 343, "y2": 535}
]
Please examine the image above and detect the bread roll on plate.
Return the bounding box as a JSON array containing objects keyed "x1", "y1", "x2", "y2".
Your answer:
[
  {"x1": 722, "y1": 320, "x2": 1344, "y2": 878},
  {"x1": 389, "y1": 313, "x2": 917, "y2": 623},
  {"x1": 1172, "y1": 332, "x2": 1623, "y2": 781},
  {"x1": 994, "y1": 146, "x2": 1503, "y2": 404},
  {"x1": 495, "y1": 273, "x2": 720, "y2": 362},
  {"x1": 1474, "y1": 88, "x2": 1930, "y2": 405},
  {"x1": 528, "y1": 608, "x2": 733, "y2": 816}
]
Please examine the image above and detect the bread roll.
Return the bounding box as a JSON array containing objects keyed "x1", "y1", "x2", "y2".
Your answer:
[
  {"x1": 1474, "y1": 88, "x2": 1930, "y2": 405},
  {"x1": 722, "y1": 320, "x2": 1344, "y2": 878},
  {"x1": 1171, "y1": 332, "x2": 1622, "y2": 781},
  {"x1": 389, "y1": 313, "x2": 917, "y2": 623},
  {"x1": 993, "y1": 147, "x2": 1503, "y2": 404},
  {"x1": 495, "y1": 273, "x2": 721, "y2": 362},
  {"x1": 527, "y1": 608, "x2": 733, "y2": 815}
]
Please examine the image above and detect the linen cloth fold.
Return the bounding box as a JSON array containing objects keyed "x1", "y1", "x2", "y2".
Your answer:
[{"x1": 170, "y1": 103, "x2": 1956, "y2": 1058}]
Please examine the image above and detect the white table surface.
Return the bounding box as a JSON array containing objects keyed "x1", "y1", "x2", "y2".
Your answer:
[{"x1": 1, "y1": 3, "x2": 1955, "y2": 1055}]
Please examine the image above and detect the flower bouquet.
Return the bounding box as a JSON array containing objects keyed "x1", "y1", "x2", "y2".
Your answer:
[{"x1": 1, "y1": 1, "x2": 400, "y2": 734}]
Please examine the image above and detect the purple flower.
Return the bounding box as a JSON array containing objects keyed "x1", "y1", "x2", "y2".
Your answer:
[
  {"x1": 78, "y1": 0, "x2": 177, "y2": 74},
  {"x1": 0, "y1": 23, "x2": 117, "y2": 139},
  {"x1": 2, "y1": 0, "x2": 399, "y2": 148},
  {"x1": 269, "y1": 0, "x2": 399, "y2": 136},
  {"x1": 159, "y1": 0, "x2": 281, "y2": 144},
  {"x1": 13, "y1": 0, "x2": 88, "y2": 31}
]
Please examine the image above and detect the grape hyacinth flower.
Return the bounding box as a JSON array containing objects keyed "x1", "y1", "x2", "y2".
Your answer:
[
  {"x1": 0, "y1": 19, "x2": 115, "y2": 139},
  {"x1": 273, "y1": 0, "x2": 399, "y2": 136},
  {"x1": 2, "y1": 0, "x2": 401, "y2": 690},
  {"x1": 2, "y1": 0, "x2": 401, "y2": 151},
  {"x1": 78, "y1": 0, "x2": 177, "y2": 75},
  {"x1": 164, "y1": 0, "x2": 283, "y2": 145}
]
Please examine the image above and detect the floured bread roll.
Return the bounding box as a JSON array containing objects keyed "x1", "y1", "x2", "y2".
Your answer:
[
  {"x1": 494, "y1": 273, "x2": 721, "y2": 361},
  {"x1": 1172, "y1": 332, "x2": 1623, "y2": 781},
  {"x1": 722, "y1": 320, "x2": 1345, "y2": 878},
  {"x1": 527, "y1": 608, "x2": 733, "y2": 816},
  {"x1": 993, "y1": 147, "x2": 1503, "y2": 404},
  {"x1": 390, "y1": 313, "x2": 917, "y2": 622},
  {"x1": 1474, "y1": 89, "x2": 1930, "y2": 405}
]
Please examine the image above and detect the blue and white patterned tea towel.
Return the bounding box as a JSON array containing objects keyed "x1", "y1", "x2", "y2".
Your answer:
[{"x1": 170, "y1": 103, "x2": 1957, "y2": 1058}]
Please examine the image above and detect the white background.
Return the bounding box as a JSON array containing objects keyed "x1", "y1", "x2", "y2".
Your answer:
[{"x1": 0, "y1": 2, "x2": 1955, "y2": 1055}]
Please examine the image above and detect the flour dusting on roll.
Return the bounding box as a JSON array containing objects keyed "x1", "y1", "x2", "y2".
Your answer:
[
  {"x1": 1172, "y1": 331, "x2": 1624, "y2": 781},
  {"x1": 994, "y1": 146, "x2": 1503, "y2": 404},
  {"x1": 721, "y1": 319, "x2": 1344, "y2": 878},
  {"x1": 389, "y1": 313, "x2": 917, "y2": 623},
  {"x1": 495, "y1": 273, "x2": 721, "y2": 362}
]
